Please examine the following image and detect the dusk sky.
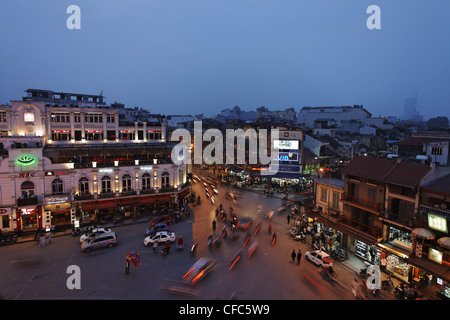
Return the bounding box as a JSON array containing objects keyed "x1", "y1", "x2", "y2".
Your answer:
[{"x1": 1, "y1": 0, "x2": 449, "y2": 119}]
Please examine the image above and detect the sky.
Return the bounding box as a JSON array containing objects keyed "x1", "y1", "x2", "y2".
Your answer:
[{"x1": 1, "y1": 0, "x2": 449, "y2": 120}]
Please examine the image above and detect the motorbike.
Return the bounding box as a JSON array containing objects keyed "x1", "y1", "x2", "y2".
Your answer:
[
  {"x1": 0, "y1": 231, "x2": 17, "y2": 246},
  {"x1": 394, "y1": 283, "x2": 406, "y2": 299},
  {"x1": 229, "y1": 249, "x2": 242, "y2": 270},
  {"x1": 243, "y1": 232, "x2": 251, "y2": 246},
  {"x1": 222, "y1": 226, "x2": 228, "y2": 239},
  {"x1": 208, "y1": 235, "x2": 221, "y2": 250},
  {"x1": 71, "y1": 228, "x2": 80, "y2": 236},
  {"x1": 161, "y1": 244, "x2": 171, "y2": 256},
  {"x1": 190, "y1": 241, "x2": 198, "y2": 255},
  {"x1": 271, "y1": 232, "x2": 277, "y2": 246},
  {"x1": 247, "y1": 241, "x2": 258, "y2": 257},
  {"x1": 381, "y1": 275, "x2": 394, "y2": 292}
]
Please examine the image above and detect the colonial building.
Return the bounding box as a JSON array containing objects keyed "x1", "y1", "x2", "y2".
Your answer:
[{"x1": 0, "y1": 89, "x2": 189, "y2": 232}]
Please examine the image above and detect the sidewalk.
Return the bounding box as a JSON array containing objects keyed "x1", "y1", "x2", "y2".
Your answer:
[{"x1": 11, "y1": 216, "x2": 152, "y2": 245}]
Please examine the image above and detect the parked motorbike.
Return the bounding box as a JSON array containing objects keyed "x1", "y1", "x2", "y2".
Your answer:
[
  {"x1": 381, "y1": 275, "x2": 394, "y2": 292},
  {"x1": 394, "y1": 283, "x2": 407, "y2": 299},
  {"x1": 71, "y1": 228, "x2": 80, "y2": 236},
  {"x1": 0, "y1": 231, "x2": 17, "y2": 246}
]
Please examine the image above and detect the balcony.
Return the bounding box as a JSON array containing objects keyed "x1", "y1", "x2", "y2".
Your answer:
[
  {"x1": 420, "y1": 205, "x2": 450, "y2": 218},
  {"x1": 338, "y1": 215, "x2": 382, "y2": 238},
  {"x1": 17, "y1": 197, "x2": 38, "y2": 206},
  {"x1": 341, "y1": 193, "x2": 383, "y2": 213}
]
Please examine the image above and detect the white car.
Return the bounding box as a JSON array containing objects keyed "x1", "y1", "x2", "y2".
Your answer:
[
  {"x1": 80, "y1": 227, "x2": 112, "y2": 243},
  {"x1": 304, "y1": 250, "x2": 333, "y2": 268},
  {"x1": 144, "y1": 231, "x2": 176, "y2": 246}
]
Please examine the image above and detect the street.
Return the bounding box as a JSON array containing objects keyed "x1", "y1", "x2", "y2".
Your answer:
[{"x1": 0, "y1": 169, "x2": 386, "y2": 300}]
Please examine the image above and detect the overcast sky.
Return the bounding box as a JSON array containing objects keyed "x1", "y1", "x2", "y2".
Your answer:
[{"x1": 1, "y1": 0, "x2": 449, "y2": 119}]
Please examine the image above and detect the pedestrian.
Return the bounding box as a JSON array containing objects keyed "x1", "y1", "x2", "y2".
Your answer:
[
  {"x1": 291, "y1": 249, "x2": 296, "y2": 263},
  {"x1": 268, "y1": 223, "x2": 272, "y2": 234},
  {"x1": 153, "y1": 241, "x2": 158, "y2": 253},
  {"x1": 287, "y1": 215, "x2": 290, "y2": 225},
  {"x1": 297, "y1": 249, "x2": 302, "y2": 265},
  {"x1": 125, "y1": 257, "x2": 130, "y2": 275},
  {"x1": 212, "y1": 220, "x2": 217, "y2": 233}
]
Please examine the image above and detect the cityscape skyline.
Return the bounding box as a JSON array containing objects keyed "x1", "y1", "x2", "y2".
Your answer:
[{"x1": 1, "y1": 1, "x2": 449, "y2": 120}]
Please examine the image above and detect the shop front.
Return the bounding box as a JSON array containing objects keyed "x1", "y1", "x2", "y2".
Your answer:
[
  {"x1": 43, "y1": 195, "x2": 72, "y2": 228},
  {"x1": 16, "y1": 205, "x2": 42, "y2": 231},
  {"x1": 0, "y1": 207, "x2": 14, "y2": 231}
]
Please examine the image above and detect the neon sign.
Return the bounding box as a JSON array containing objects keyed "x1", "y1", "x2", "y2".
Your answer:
[{"x1": 15, "y1": 154, "x2": 38, "y2": 167}]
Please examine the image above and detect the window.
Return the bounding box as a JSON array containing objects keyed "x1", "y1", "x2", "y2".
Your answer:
[
  {"x1": 101, "y1": 176, "x2": 112, "y2": 193},
  {"x1": 85, "y1": 113, "x2": 103, "y2": 123},
  {"x1": 161, "y1": 172, "x2": 170, "y2": 188},
  {"x1": 147, "y1": 130, "x2": 162, "y2": 140},
  {"x1": 106, "y1": 114, "x2": 115, "y2": 123},
  {"x1": 331, "y1": 192, "x2": 340, "y2": 211},
  {"x1": 24, "y1": 112, "x2": 35, "y2": 123},
  {"x1": 142, "y1": 173, "x2": 151, "y2": 190},
  {"x1": 51, "y1": 178, "x2": 64, "y2": 195},
  {"x1": 320, "y1": 187, "x2": 328, "y2": 202},
  {"x1": 51, "y1": 112, "x2": 70, "y2": 123},
  {"x1": 51, "y1": 130, "x2": 71, "y2": 141},
  {"x1": 0, "y1": 111, "x2": 6, "y2": 122},
  {"x1": 178, "y1": 168, "x2": 184, "y2": 185},
  {"x1": 122, "y1": 174, "x2": 132, "y2": 191},
  {"x1": 21, "y1": 181, "x2": 35, "y2": 198},
  {"x1": 79, "y1": 177, "x2": 89, "y2": 194},
  {"x1": 431, "y1": 146, "x2": 443, "y2": 156},
  {"x1": 74, "y1": 113, "x2": 81, "y2": 123}
]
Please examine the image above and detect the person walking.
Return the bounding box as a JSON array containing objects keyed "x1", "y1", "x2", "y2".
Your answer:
[
  {"x1": 125, "y1": 257, "x2": 130, "y2": 275},
  {"x1": 212, "y1": 220, "x2": 217, "y2": 233},
  {"x1": 297, "y1": 249, "x2": 302, "y2": 265},
  {"x1": 291, "y1": 249, "x2": 296, "y2": 263},
  {"x1": 287, "y1": 215, "x2": 290, "y2": 225}
]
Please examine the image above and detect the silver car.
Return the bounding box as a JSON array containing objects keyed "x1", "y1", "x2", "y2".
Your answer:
[{"x1": 81, "y1": 232, "x2": 118, "y2": 252}]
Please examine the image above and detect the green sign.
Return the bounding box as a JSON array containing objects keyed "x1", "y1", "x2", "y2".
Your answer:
[{"x1": 15, "y1": 154, "x2": 38, "y2": 167}]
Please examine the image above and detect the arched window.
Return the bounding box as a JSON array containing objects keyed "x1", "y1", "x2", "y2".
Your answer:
[
  {"x1": 51, "y1": 178, "x2": 64, "y2": 195},
  {"x1": 142, "y1": 173, "x2": 151, "y2": 190},
  {"x1": 21, "y1": 181, "x2": 35, "y2": 198},
  {"x1": 101, "y1": 176, "x2": 112, "y2": 193},
  {"x1": 79, "y1": 177, "x2": 89, "y2": 194},
  {"x1": 122, "y1": 174, "x2": 132, "y2": 191},
  {"x1": 161, "y1": 172, "x2": 170, "y2": 188}
]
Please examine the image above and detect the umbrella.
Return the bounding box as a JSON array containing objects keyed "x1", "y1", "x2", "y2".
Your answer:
[
  {"x1": 411, "y1": 228, "x2": 436, "y2": 240},
  {"x1": 437, "y1": 237, "x2": 450, "y2": 249}
]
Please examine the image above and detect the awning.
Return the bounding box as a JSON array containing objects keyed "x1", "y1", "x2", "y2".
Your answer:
[{"x1": 267, "y1": 172, "x2": 301, "y2": 179}]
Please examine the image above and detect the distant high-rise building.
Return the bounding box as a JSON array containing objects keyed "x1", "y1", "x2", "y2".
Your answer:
[{"x1": 403, "y1": 93, "x2": 422, "y2": 121}]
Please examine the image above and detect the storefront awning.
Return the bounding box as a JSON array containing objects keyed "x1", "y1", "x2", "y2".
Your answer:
[
  {"x1": 268, "y1": 172, "x2": 301, "y2": 179},
  {"x1": 407, "y1": 254, "x2": 450, "y2": 282}
]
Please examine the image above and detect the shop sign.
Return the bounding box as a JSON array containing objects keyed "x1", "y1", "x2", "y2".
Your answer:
[
  {"x1": 21, "y1": 208, "x2": 35, "y2": 215},
  {"x1": 44, "y1": 195, "x2": 70, "y2": 205},
  {"x1": 17, "y1": 172, "x2": 35, "y2": 178},
  {"x1": 274, "y1": 140, "x2": 299, "y2": 150},
  {"x1": 415, "y1": 243, "x2": 423, "y2": 258},
  {"x1": 0, "y1": 207, "x2": 11, "y2": 215},
  {"x1": 428, "y1": 213, "x2": 448, "y2": 233},
  {"x1": 14, "y1": 154, "x2": 38, "y2": 167},
  {"x1": 429, "y1": 248, "x2": 443, "y2": 264}
]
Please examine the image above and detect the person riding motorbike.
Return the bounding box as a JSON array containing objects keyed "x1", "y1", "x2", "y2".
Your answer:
[{"x1": 162, "y1": 242, "x2": 171, "y2": 254}]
